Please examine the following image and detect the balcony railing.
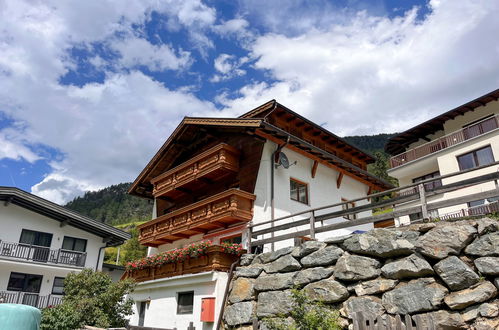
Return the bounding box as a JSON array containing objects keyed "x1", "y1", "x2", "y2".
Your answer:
[
  {"x1": 139, "y1": 189, "x2": 256, "y2": 247},
  {"x1": 390, "y1": 115, "x2": 499, "y2": 168},
  {"x1": 0, "y1": 290, "x2": 62, "y2": 309},
  {"x1": 0, "y1": 240, "x2": 87, "y2": 267},
  {"x1": 121, "y1": 246, "x2": 240, "y2": 283},
  {"x1": 151, "y1": 143, "x2": 240, "y2": 199}
]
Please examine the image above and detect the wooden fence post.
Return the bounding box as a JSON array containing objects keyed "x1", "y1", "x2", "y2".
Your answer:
[
  {"x1": 418, "y1": 183, "x2": 428, "y2": 220},
  {"x1": 252, "y1": 318, "x2": 258, "y2": 330},
  {"x1": 187, "y1": 321, "x2": 195, "y2": 330},
  {"x1": 309, "y1": 211, "x2": 315, "y2": 240}
]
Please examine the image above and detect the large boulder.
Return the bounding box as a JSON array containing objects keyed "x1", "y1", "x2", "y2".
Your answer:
[
  {"x1": 229, "y1": 277, "x2": 255, "y2": 303},
  {"x1": 235, "y1": 266, "x2": 264, "y2": 278},
  {"x1": 478, "y1": 302, "x2": 499, "y2": 318},
  {"x1": 477, "y1": 218, "x2": 499, "y2": 235},
  {"x1": 256, "y1": 290, "x2": 295, "y2": 317},
  {"x1": 341, "y1": 229, "x2": 417, "y2": 258},
  {"x1": 303, "y1": 278, "x2": 349, "y2": 303},
  {"x1": 292, "y1": 267, "x2": 334, "y2": 286},
  {"x1": 352, "y1": 278, "x2": 398, "y2": 296},
  {"x1": 252, "y1": 247, "x2": 294, "y2": 264},
  {"x1": 224, "y1": 301, "x2": 255, "y2": 326},
  {"x1": 240, "y1": 254, "x2": 255, "y2": 266},
  {"x1": 434, "y1": 256, "x2": 480, "y2": 291},
  {"x1": 444, "y1": 282, "x2": 498, "y2": 310},
  {"x1": 382, "y1": 278, "x2": 448, "y2": 314},
  {"x1": 414, "y1": 310, "x2": 466, "y2": 330},
  {"x1": 300, "y1": 245, "x2": 343, "y2": 267},
  {"x1": 341, "y1": 296, "x2": 385, "y2": 319},
  {"x1": 254, "y1": 272, "x2": 297, "y2": 291},
  {"x1": 263, "y1": 255, "x2": 302, "y2": 273},
  {"x1": 381, "y1": 254, "x2": 433, "y2": 279},
  {"x1": 417, "y1": 224, "x2": 476, "y2": 259},
  {"x1": 334, "y1": 255, "x2": 381, "y2": 281},
  {"x1": 291, "y1": 240, "x2": 326, "y2": 258},
  {"x1": 465, "y1": 232, "x2": 499, "y2": 257},
  {"x1": 475, "y1": 257, "x2": 499, "y2": 275}
]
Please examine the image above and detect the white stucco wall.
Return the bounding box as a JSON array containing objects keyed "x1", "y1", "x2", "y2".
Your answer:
[
  {"x1": 252, "y1": 141, "x2": 373, "y2": 251},
  {"x1": 128, "y1": 272, "x2": 228, "y2": 330},
  {"x1": 0, "y1": 203, "x2": 108, "y2": 298}
]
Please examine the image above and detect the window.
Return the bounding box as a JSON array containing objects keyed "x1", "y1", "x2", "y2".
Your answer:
[
  {"x1": 138, "y1": 301, "x2": 147, "y2": 326},
  {"x1": 412, "y1": 171, "x2": 442, "y2": 191},
  {"x1": 457, "y1": 146, "x2": 495, "y2": 170},
  {"x1": 177, "y1": 291, "x2": 194, "y2": 314},
  {"x1": 62, "y1": 236, "x2": 87, "y2": 252},
  {"x1": 19, "y1": 229, "x2": 52, "y2": 247},
  {"x1": 221, "y1": 235, "x2": 242, "y2": 245},
  {"x1": 468, "y1": 199, "x2": 485, "y2": 208},
  {"x1": 290, "y1": 178, "x2": 308, "y2": 204},
  {"x1": 409, "y1": 209, "x2": 439, "y2": 222},
  {"x1": 341, "y1": 198, "x2": 356, "y2": 220},
  {"x1": 52, "y1": 277, "x2": 65, "y2": 295},
  {"x1": 7, "y1": 272, "x2": 42, "y2": 293}
]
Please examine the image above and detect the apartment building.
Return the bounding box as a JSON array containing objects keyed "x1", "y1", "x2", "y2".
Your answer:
[
  {"x1": 0, "y1": 187, "x2": 130, "y2": 308},
  {"x1": 386, "y1": 88, "x2": 499, "y2": 223},
  {"x1": 124, "y1": 100, "x2": 392, "y2": 329}
]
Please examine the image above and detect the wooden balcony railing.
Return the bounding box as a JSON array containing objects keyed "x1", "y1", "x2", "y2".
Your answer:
[
  {"x1": 139, "y1": 189, "x2": 256, "y2": 247},
  {"x1": 390, "y1": 115, "x2": 499, "y2": 168},
  {"x1": 0, "y1": 290, "x2": 62, "y2": 309},
  {"x1": 151, "y1": 143, "x2": 240, "y2": 199},
  {"x1": 0, "y1": 240, "x2": 87, "y2": 267},
  {"x1": 121, "y1": 246, "x2": 240, "y2": 283}
]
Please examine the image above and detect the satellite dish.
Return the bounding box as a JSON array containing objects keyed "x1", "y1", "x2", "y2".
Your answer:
[{"x1": 275, "y1": 152, "x2": 295, "y2": 169}]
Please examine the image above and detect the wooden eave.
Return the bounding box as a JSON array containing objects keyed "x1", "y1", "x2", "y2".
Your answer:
[
  {"x1": 385, "y1": 88, "x2": 499, "y2": 155},
  {"x1": 128, "y1": 118, "x2": 263, "y2": 199}
]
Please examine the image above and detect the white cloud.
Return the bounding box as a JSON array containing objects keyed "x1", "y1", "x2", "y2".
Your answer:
[
  {"x1": 222, "y1": 0, "x2": 499, "y2": 136},
  {"x1": 211, "y1": 54, "x2": 247, "y2": 82},
  {"x1": 0, "y1": 129, "x2": 40, "y2": 163}
]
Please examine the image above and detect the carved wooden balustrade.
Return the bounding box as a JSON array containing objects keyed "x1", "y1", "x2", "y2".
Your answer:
[
  {"x1": 121, "y1": 246, "x2": 240, "y2": 283},
  {"x1": 138, "y1": 189, "x2": 256, "y2": 247},
  {"x1": 151, "y1": 143, "x2": 240, "y2": 199}
]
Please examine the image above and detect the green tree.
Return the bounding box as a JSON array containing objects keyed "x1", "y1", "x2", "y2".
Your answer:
[
  {"x1": 40, "y1": 269, "x2": 135, "y2": 330},
  {"x1": 104, "y1": 225, "x2": 147, "y2": 265}
]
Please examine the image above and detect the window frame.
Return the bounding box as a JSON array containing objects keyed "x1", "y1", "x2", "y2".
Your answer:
[
  {"x1": 7, "y1": 272, "x2": 43, "y2": 293},
  {"x1": 51, "y1": 277, "x2": 65, "y2": 295},
  {"x1": 62, "y1": 236, "x2": 87, "y2": 252},
  {"x1": 457, "y1": 145, "x2": 495, "y2": 171},
  {"x1": 290, "y1": 178, "x2": 309, "y2": 205},
  {"x1": 177, "y1": 291, "x2": 194, "y2": 315},
  {"x1": 19, "y1": 229, "x2": 53, "y2": 247},
  {"x1": 341, "y1": 198, "x2": 356, "y2": 220}
]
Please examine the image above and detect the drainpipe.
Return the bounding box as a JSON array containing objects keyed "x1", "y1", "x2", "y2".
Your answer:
[
  {"x1": 216, "y1": 259, "x2": 239, "y2": 330},
  {"x1": 271, "y1": 136, "x2": 290, "y2": 252},
  {"x1": 95, "y1": 246, "x2": 106, "y2": 271}
]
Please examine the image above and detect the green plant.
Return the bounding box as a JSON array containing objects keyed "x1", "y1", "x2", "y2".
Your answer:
[
  {"x1": 264, "y1": 289, "x2": 342, "y2": 330},
  {"x1": 40, "y1": 269, "x2": 135, "y2": 330}
]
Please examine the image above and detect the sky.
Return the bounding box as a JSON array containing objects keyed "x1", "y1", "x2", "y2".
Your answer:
[{"x1": 1, "y1": 0, "x2": 499, "y2": 205}]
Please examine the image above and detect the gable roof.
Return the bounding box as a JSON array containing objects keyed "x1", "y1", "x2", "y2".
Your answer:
[
  {"x1": 0, "y1": 187, "x2": 130, "y2": 246},
  {"x1": 129, "y1": 101, "x2": 394, "y2": 198},
  {"x1": 385, "y1": 88, "x2": 499, "y2": 155}
]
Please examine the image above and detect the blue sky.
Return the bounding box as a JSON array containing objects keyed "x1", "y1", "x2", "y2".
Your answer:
[{"x1": 1, "y1": 0, "x2": 498, "y2": 204}]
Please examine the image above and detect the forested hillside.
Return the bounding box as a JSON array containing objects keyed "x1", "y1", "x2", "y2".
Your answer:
[
  {"x1": 343, "y1": 133, "x2": 395, "y2": 155},
  {"x1": 65, "y1": 183, "x2": 152, "y2": 225}
]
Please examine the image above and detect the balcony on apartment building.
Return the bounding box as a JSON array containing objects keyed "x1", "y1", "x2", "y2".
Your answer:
[
  {"x1": 0, "y1": 240, "x2": 87, "y2": 267},
  {"x1": 121, "y1": 245, "x2": 240, "y2": 283},
  {"x1": 151, "y1": 143, "x2": 240, "y2": 199},
  {"x1": 0, "y1": 290, "x2": 62, "y2": 309},
  {"x1": 390, "y1": 115, "x2": 499, "y2": 168},
  {"x1": 139, "y1": 189, "x2": 256, "y2": 247}
]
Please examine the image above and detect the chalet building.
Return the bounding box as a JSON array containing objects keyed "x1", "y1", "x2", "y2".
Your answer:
[
  {"x1": 386, "y1": 88, "x2": 499, "y2": 223},
  {"x1": 0, "y1": 187, "x2": 130, "y2": 309},
  {"x1": 125, "y1": 100, "x2": 392, "y2": 329}
]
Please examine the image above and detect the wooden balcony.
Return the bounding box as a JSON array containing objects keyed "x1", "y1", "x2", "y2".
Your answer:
[
  {"x1": 151, "y1": 143, "x2": 240, "y2": 199},
  {"x1": 139, "y1": 189, "x2": 256, "y2": 247},
  {"x1": 390, "y1": 115, "x2": 499, "y2": 168},
  {"x1": 121, "y1": 246, "x2": 240, "y2": 283}
]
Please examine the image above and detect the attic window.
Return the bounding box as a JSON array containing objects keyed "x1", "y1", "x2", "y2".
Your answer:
[{"x1": 290, "y1": 178, "x2": 308, "y2": 204}]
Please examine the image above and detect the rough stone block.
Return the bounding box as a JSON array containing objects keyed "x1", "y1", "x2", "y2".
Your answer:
[
  {"x1": 381, "y1": 253, "x2": 433, "y2": 280},
  {"x1": 300, "y1": 245, "x2": 343, "y2": 267},
  {"x1": 417, "y1": 225, "x2": 476, "y2": 259},
  {"x1": 444, "y1": 282, "x2": 497, "y2": 310},
  {"x1": 434, "y1": 256, "x2": 480, "y2": 291},
  {"x1": 334, "y1": 255, "x2": 381, "y2": 281},
  {"x1": 303, "y1": 278, "x2": 349, "y2": 303}
]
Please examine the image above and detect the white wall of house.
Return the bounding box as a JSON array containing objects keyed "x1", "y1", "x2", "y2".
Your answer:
[
  {"x1": 252, "y1": 140, "x2": 373, "y2": 251},
  {"x1": 128, "y1": 272, "x2": 228, "y2": 330},
  {"x1": 0, "y1": 203, "x2": 106, "y2": 270}
]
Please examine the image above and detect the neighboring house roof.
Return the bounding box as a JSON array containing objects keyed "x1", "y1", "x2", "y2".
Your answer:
[
  {"x1": 385, "y1": 88, "x2": 499, "y2": 155},
  {"x1": 129, "y1": 101, "x2": 394, "y2": 198},
  {"x1": 0, "y1": 187, "x2": 131, "y2": 246}
]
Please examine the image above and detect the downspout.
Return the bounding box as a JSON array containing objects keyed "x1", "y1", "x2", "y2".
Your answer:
[
  {"x1": 216, "y1": 259, "x2": 239, "y2": 330},
  {"x1": 271, "y1": 136, "x2": 290, "y2": 252}
]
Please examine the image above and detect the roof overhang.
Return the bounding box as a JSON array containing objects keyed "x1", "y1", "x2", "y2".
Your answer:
[
  {"x1": 0, "y1": 187, "x2": 131, "y2": 246},
  {"x1": 385, "y1": 88, "x2": 499, "y2": 155}
]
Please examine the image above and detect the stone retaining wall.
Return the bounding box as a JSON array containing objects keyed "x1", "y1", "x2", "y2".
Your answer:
[{"x1": 222, "y1": 218, "x2": 499, "y2": 329}]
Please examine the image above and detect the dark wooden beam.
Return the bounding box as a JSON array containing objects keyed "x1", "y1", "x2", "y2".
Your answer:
[
  {"x1": 337, "y1": 172, "x2": 344, "y2": 189},
  {"x1": 199, "y1": 177, "x2": 214, "y2": 185},
  {"x1": 188, "y1": 228, "x2": 208, "y2": 234},
  {"x1": 172, "y1": 233, "x2": 190, "y2": 239},
  {"x1": 175, "y1": 187, "x2": 192, "y2": 194},
  {"x1": 311, "y1": 161, "x2": 319, "y2": 178}
]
